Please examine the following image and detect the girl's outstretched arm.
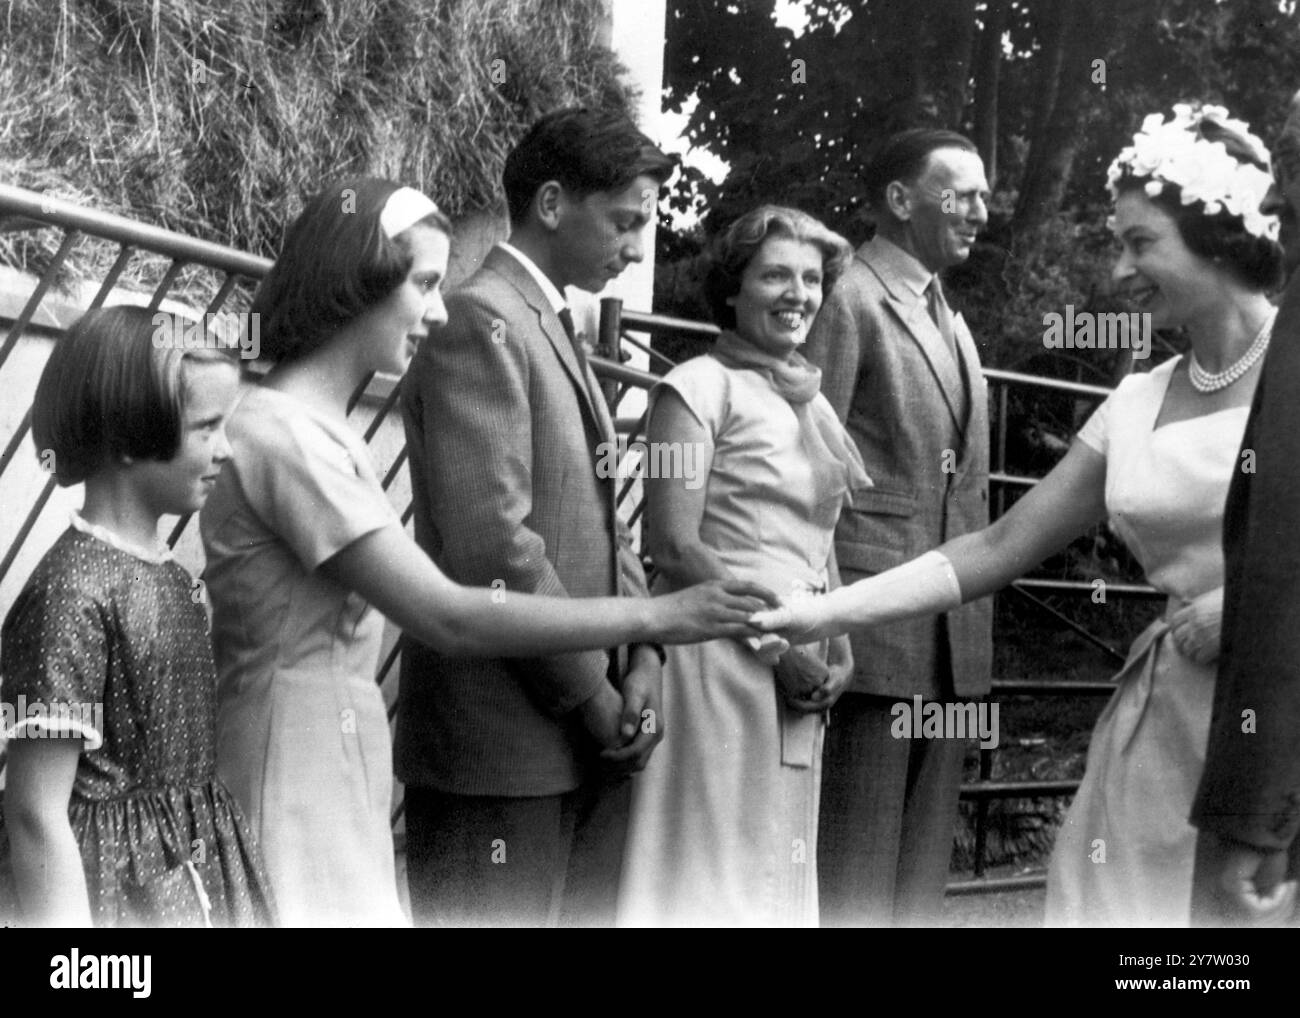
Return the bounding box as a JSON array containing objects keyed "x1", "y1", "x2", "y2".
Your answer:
[
  {"x1": 6, "y1": 738, "x2": 91, "y2": 927},
  {"x1": 320, "y1": 522, "x2": 777, "y2": 658}
]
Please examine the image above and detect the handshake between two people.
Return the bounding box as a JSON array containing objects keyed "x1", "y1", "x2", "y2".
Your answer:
[
  {"x1": 646, "y1": 573, "x2": 859, "y2": 718},
  {"x1": 596, "y1": 549, "x2": 967, "y2": 763}
]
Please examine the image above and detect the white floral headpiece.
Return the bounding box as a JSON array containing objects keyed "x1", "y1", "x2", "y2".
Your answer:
[{"x1": 1106, "y1": 103, "x2": 1279, "y2": 241}]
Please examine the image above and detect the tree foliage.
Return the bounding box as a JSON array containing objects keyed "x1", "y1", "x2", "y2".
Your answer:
[{"x1": 660, "y1": 0, "x2": 1300, "y2": 375}]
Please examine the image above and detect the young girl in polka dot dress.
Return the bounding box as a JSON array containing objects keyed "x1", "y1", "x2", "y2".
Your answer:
[{"x1": 0, "y1": 306, "x2": 275, "y2": 927}]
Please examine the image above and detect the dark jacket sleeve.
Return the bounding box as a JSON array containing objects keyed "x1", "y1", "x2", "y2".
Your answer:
[{"x1": 1192, "y1": 278, "x2": 1300, "y2": 853}]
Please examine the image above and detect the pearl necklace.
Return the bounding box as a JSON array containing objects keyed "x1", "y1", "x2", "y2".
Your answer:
[{"x1": 1188, "y1": 309, "x2": 1276, "y2": 393}]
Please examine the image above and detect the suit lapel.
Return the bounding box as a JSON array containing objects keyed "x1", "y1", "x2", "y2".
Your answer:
[
  {"x1": 861, "y1": 240, "x2": 966, "y2": 435},
  {"x1": 485, "y1": 248, "x2": 613, "y2": 443}
]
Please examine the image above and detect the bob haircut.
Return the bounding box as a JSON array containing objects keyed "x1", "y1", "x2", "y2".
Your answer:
[
  {"x1": 703, "y1": 205, "x2": 853, "y2": 331},
  {"x1": 502, "y1": 106, "x2": 678, "y2": 225},
  {"x1": 252, "y1": 177, "x2": 452, "y2": 363},
  {"x1": 32, "y1": 305, "x2": 238, "y2": 486}
]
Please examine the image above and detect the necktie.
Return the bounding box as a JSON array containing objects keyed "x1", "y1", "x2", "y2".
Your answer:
[
  {"x1": 926, "y1": 277, "x2": 958, "y2": 358},
  {"x1": 559, "y1": 309, "x2": 625, "y2": 678},
  {"x1": 557, "y1": 305, "x2": 580, "y2": 349},
  {"x1": 558, "y1": 306, "x2": 607, "y2": 415}
]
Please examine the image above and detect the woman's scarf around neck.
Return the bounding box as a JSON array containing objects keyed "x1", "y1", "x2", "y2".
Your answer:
[
  {"x1": 711, "y1": 329, "x2": 822, "y2": 403},
  {"x1": 710, "y1": 329, "x2": 871, "y2": 505}
]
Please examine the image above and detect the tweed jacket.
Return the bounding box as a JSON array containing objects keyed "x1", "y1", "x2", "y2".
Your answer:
[
  {"x1": 805, "y1": 235, "x2": 992, "y2": 699},
  {"x1": 395, "y1": 245, "x2": 649, "y2": 796}
]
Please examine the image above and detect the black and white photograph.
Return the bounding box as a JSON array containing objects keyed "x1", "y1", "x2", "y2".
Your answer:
[{"x1": 0, "y1": 0, "x2": 1297, "y2": 982}]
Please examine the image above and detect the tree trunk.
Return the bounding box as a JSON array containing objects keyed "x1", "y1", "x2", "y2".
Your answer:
[
  {"x1": 972, "y1": 0, "x2": 1008, "y2": 185},
  {"x1": 938, "y1": 0, "x2": 979, "y2": 126},
  {"x1": 1012, "y1": 0, "x2": 1071, "y2": 233}
]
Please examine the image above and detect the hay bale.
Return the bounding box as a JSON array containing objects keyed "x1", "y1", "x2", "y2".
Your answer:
[{"x1": 0, "y1": 0, "x2": 634, "y2": 296}]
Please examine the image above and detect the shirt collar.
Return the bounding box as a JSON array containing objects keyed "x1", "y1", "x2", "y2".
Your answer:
[
  {"x1": 498, "y1": 242, "x2": 567, "y2": 314},
  {"x1": 870, "y1": 235, "x2": 938, "y2": 299}
]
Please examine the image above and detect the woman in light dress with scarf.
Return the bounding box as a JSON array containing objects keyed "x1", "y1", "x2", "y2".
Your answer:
[
  {"x1": 757, "y1": 105, "x2": 1286, "y2": 926},
  {"x1": 619, "y1": 206, "x2": 870, "y2": 926}
]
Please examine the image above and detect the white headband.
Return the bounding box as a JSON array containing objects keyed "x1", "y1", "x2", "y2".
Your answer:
[{"x1": 380, "y1": 186, "x2": 441, "y2": 238}]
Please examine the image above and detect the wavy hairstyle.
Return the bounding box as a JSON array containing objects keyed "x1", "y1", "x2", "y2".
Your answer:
[{"x1": 703, "y1": 205, "x2": 853, "y2": 331}]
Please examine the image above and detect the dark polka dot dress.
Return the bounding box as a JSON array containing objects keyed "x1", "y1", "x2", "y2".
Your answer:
[{"x1": 0, "y1": 522, "x2": 276, "y2": 927}]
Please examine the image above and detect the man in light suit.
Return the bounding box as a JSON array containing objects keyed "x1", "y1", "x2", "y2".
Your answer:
[
  {"x1": 397, "y1": 108, "x2": 676, "y2": 926},
  {"x1": 1190, "y1": 92, "x2": 1300, "y2": 926},
  {"x1": 804, "y1": 129, "x2": 992, "y2": 927}
]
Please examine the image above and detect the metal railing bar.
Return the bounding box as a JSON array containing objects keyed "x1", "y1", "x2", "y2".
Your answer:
[
  {"x1": 589, "y1": 354, "x2": 658, "y2": 388},
  {"x1": 984, "y1": 367, "x2": 1111, "y2": 399},
  {"x1": 991, "y1": 678, "x2": 1118, "y2": 696},
  {"x1": 1015, "y1": 577, "x2": 1162, "y2": 599},
  {"x1": 0, "y1": 229, "x2": 79, "y2": 373},
  {"x1": 1007, "y1": 582, "x2": 1127, "y2": 663},
  {"x1": 616, "y1": 308, "x2": 722, "y2": 339},
  {"x1": 382, "y1": 447, "x2": 409, "y2": 491},
  {"x1": 616, "y1": 329, "x2": 679, "y2": 370},
  {"x1": 89, "y1": 246, "x2": 136, "y2": 309},
  {"x1": 614, "y1": 416, "x2": 648, "y2": 435},
  {"x1": 202, "y1": 272, "x2": 242, "y2": 318},
  {"x1": 960, "y1": 778, "x2": 1081, "y2": 799},
  {"x1": 0, "y1": 184, "x2": 273, "y2": 279},
  {"x1": 0, "y1": 410, "x2": 34, "y2": 478},
  {"x1": 346, "y1": 371, "x2": 376, "y2": 415},
  {"x1": 989, "y1": 471, "x2": 1037, "y2": 489},
  {"x1": 378, "y1": 640, "x2": 402, "y2": 695},
  {"x1": 627, "y1": 496, "x2": 646, "y2": 530},
  {"x1": 145, "y1": 260, "x2": 185, "y2": 312},
  {"x1": 363, "y1": 376, "x2": 403, "y2": 443},
  {"x1": 617, "y1": 470, "x2": 640, "y2": 506},
  {"x1": 166, "y1": 514, "x2": 192, "y2": 549},
  {"x1": 946, "y1": 872, "x2": 1047, "y2": 895},
  {"x1": 995, "y1": 383, "x2": 1009, "y2": 520}
]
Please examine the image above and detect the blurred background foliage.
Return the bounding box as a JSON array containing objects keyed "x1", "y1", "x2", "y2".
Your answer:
[{"x1": 657, "y1": 0, "x2": 1300, "y2": 385}]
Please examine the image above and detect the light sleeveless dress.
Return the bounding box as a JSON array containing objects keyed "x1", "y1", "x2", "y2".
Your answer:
[
  {"x1": 618, "y1": 355, "x2": 852, "y2": 927},
  {"x1": 1046, "y1": 355, "x2": 1248, "y2": 927}
]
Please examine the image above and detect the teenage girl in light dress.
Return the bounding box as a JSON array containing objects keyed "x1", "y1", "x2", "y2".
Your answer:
[{"x1": 200, "y1": 178, "x2": 778, "y2": 926}]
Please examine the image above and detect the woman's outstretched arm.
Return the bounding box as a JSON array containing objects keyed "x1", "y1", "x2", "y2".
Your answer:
[
  {"x1": 758, "y1": 439, "x2": 1109, "y2": 641},
  {"x1": 320, "y1": 522, "x2": 777, "y2": 658}
]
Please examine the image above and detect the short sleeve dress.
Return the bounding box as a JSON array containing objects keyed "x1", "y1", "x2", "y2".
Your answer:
[
  {"x1": 1045, "y1": 355, "x2": 1248, "y2": 927},
  {"x1": 0, "y1": 518, "x2": 275, "y2": 927},
  {"x1": 199, "y1": 386, "x2": 404, "y2": 927},
  {"x1": 618, "y1": 355, "x2": 856, "y2": 927}
]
